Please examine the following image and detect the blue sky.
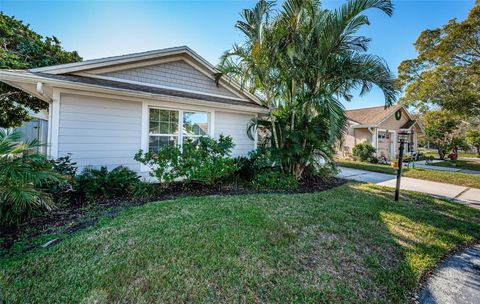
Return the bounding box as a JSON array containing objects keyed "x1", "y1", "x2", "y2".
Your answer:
[{"x1": 0, "y1": 0, "x2": 475, "y2": 109}]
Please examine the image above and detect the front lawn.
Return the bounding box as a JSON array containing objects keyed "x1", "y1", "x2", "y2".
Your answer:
[
  {"x1": 337, "y1": 160, "x2": 480, "y2": 188},
  {"x1": 419, "y1": 149, "x2": 479, "y2": 159},
  {"x1": 404, "y1": 169, "x2": 480, "y2": 189},
  {"x1": 1, "y1": 184, "x2": 479, "y2": 303},
  {"x1": 337, "y1": 159, "x2": 397, "y2": 174},
  {"x1": 432, "y1": 159, "x2": 480, "y2": 171}
]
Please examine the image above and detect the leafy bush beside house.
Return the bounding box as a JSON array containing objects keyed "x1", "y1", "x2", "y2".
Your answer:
[
  {"x1": 135, "y1": 135, "x2": 239, "y2": 186},
  {"x1": 251, "y1": 171, "x2": 298, "y2": 190},
  {"x1": 77, "y1": 166, "x2": 140, "y2": 201},
  {"x1": 352, "y1": 143, "x2": 378, "y2": 163}
]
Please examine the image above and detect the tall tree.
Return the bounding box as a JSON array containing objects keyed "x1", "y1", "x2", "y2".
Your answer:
[
  {"x1": 422, "y1": 110, "x2": 463, "y2": 159},
  {"x1": 465, "y1": 129, "x2": 480, "y2": 156},
  {"x1": 218, "y1": 0, "x2": 397, "y2": 179},
  {"x1": 397, "y1": 1, "x2": 480, "y2": 116},
  {"x1": 0, "y1": 13, "x2": 81, "y2": 127}
]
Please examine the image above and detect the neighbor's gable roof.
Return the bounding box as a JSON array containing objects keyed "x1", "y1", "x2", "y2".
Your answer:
[{"x1": 346, "y1": 105, "x2": 404, "y2": 126}]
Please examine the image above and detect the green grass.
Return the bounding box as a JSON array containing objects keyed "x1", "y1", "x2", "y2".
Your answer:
[
  {"x1": 404, "y1": 169, "x2": 480, "y2": 189},
  {"x1": 337, "y1": 160, "x2": 397, "y2": 174},
  {"x1": 419, "y1": 149, "x2": 479, "y2": 159},
  {"x1": 337, "y1": 160, "x2": 480, "y2": 188},
  {"x1": 1, "y1": 184, "x2": 480, "y2": 303},
  {"x1": 432, "y1": 159, "x2": 480, "y2": 171}
]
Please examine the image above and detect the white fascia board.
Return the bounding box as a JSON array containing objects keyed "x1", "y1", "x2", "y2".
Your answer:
[
  {"x1": 30, "y1": 46, "x2": 188, "y2": 74},
  {"x1": 2, "y1": 79, "x2": 50, "y2": 102},
  {"x1": 351, "y1": 124, "x2": 374, "y2": 128}
]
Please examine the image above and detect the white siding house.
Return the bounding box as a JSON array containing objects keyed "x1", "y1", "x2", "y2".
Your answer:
[
  {"x1": 58, "y1": 94, "x2": 143, "y2": 171},
  {"x1": 0, "y1": 46, "x2": 267, "y2": 173}
]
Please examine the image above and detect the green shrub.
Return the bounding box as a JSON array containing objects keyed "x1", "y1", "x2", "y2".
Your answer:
[
  {"x1": 77, "y1": 166, "x2": 139, "y2": 201},
  {"x1": 128, "y1": 181, "x2": 160, "y2": 200},
  {"x1": 303, "y1": 162, "x2": 337, "y2": 178},
  {"x1": 0, "y1": 129, "x2": 64, "y2": 225},
  {"x1": 135, "y1": 135, "x2": 238, "y2": 186},
  {"x1": 45, "y1": 154, "x2": 78, "y2": 205},
  {"x1": 49, "y1": 154, "x2": 77, "y2": 177},
  {"x1": 232, "y1": 147, "x2": 277, "y2": 182},
  {"x1": 251, "y1": 171, "x2": 298, "y2": 191},
  {"x1": 352, "y1": 143, "x2": 377, "y2": 163}
]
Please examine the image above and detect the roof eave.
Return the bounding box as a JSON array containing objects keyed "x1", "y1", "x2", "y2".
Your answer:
[
  {"x1": 30, "y1": 46, "x2": 189, "y2": 74},
  {"x1": 0, "y1": 71, "x2": 268, "y2": 114}
]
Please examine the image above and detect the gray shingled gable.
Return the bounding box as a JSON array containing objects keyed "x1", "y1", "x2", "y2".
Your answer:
[{"x1": 100, "y1": 60, "x2": 237, "y2": 98}]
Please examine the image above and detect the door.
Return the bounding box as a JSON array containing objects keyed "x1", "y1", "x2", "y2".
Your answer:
[{"x1": 377, "y1": 131, "x2": 388, "y2": 158}]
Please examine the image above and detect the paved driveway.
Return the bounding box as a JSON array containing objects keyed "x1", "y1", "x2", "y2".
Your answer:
[
  {"x1": 337, "y1": 167, "x2": 480, "y2": 209},
  {"x1": 419, "y1": 244, "x2": 480, "y2": 304}
]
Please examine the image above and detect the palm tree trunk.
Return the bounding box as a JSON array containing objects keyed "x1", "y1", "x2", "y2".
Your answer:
[{"x1": 271, "y1": 118, "x2": 280, "y2": 149}]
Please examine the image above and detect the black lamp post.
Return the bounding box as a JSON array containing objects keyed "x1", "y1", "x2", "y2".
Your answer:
[{"x1": 395, "y1": 131, "x2": 410, "y2": 201}]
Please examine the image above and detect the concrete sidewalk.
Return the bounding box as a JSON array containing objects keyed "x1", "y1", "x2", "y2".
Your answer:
[{"x1": 337, "y1": 167, "x2": 480, "y2": 209}]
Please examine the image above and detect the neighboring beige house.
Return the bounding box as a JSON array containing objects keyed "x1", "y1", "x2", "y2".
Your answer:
[
  {"x1": 0, "y1": 46, "x2": 268, "y2": 174},
  {"x1": 338, "y1": 105, "x2": 423, "y2": 160}
]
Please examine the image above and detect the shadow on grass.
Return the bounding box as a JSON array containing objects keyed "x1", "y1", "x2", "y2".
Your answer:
[{"x1": 348, "y1": 183, "x2": 480, "y2": 301}]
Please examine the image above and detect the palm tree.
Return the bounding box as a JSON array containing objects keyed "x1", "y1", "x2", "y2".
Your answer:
[
  {"x1": 0, "y1": 129, "x2": 62, "y2": 225},
  {"x1": 218, "y1": 0, "x2": 397, "y2": 179}
]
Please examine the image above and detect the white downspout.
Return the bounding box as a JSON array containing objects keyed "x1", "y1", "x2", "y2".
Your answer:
[
  {"x1": 36, "y1": 82, "x2": 52, "y2": 102},
  {"x1": 368, "y1": 126, "x2": 376, "y2": 151}
]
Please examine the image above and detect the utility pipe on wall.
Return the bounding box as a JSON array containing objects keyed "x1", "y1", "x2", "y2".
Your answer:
[{"x1": 36, "y1": 82, "x2": 52, "y2": 102}]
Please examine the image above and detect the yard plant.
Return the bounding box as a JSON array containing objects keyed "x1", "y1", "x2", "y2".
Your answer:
[
  {"x1": 398, "y1": 0, "x2": 480, "y2": 117},
  {"x1": 135, "y1": 135, "x2": 238, "y2": 186},
  {"x1": 352, "y1": 143, "x2": 377, "y2": 163},
  {"x1": 218, "y1": 0, "x2": 397, "y2": 180},
  {"x1": 0, "y1": 129, "x2": 63, "y2": 225},
  {"x1": 77, "y1": 166, "x2": 140, "y2": 201}
]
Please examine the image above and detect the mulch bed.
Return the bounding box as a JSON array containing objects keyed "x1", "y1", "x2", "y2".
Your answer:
[{"x1": 0, "y1": 176, "x2": 346, "y2": 255}]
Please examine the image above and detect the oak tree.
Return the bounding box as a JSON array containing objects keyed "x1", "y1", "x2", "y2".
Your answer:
[
  {"x1": 0, "y1": 12, "x2": 81, "y2": 127},
  {"x1": 398, "y1": 1, "x2": 480, "y2": 117}
]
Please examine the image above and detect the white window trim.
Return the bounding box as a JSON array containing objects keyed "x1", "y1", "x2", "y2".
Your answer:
[
  {"x1": 140, "y1": 101, "x2": 215, "y2": 172},
  {"x1": 148, "y1": 108, "x2": 181, "y2": 149},
  {"x1": 48, "y1": 89, "x2": 61, "y2": 159}
]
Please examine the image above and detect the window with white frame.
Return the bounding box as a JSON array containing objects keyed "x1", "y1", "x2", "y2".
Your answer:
[
  {"x1": 148, "y1": 108, "x2": 210, "y2": 153},
  {"x1": 149, "y1": 108, "x2": 179, "y2": 152}
]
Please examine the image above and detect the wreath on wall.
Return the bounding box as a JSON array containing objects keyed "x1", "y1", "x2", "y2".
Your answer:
[{"x1": 395, "y1": 110, "x2": 402, "y2": 120}]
